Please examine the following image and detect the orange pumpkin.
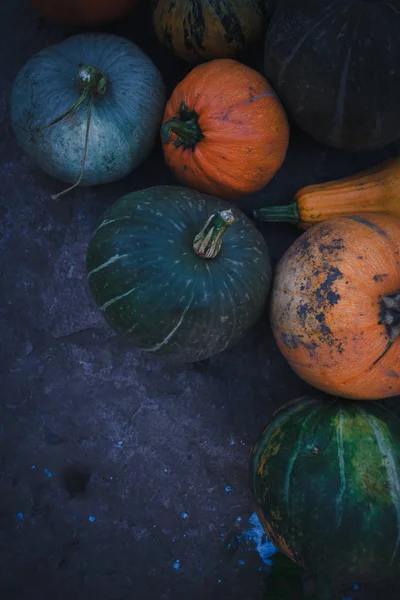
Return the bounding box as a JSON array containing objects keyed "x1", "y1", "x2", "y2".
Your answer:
[
  {"x1": 271, "y1": 213, "x2": 400, "y2": 400},
  {"x1": 161, "y1": 59, "x2": 290, "y2": 201},
  {"x1": 30, "y1": 0, "x2": 137, "y2": 27}
]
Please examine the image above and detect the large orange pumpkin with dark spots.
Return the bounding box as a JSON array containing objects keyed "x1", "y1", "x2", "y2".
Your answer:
[
  {"x1": 161, "y1": 59, "x2": 289, "y2": 201},
  {"x1": 30, "y1": 0, "x2": 137, "y2": 26},
  {"x1": 271, "y1": 213, "x2": 400, "y2": 400}
]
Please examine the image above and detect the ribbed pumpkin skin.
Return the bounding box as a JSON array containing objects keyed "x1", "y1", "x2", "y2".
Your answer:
[
  {"x1": 264, "y1": 0, "x2": 400, "y2": 150},
  {"x1": 11, "y1": 34, "x2": 165, "y2": 187},
  {"x1": 153, "y1": 0, "x2": 268, "y2": 63},
  {"x1": 86, "y1": 186, "x2": 271, "y2": 362},
  {"x1": 30, "y1": 0, "x2": 137, "y2": 26},
  {"x1": 271, "y1": 214, "x2": 400, "y2": 400},
  {"x1": 250, "y1": 396, "x2": 400, "y2": 582},
  {"x1": 162, "y1": 60, "x2": 289, "y2": 200}
]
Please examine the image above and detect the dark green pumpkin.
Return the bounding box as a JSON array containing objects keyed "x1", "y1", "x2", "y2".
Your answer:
[
  {"x1": 86, "y1": 185, "x2": 271, "y2": 362},
  {"x1": 250, "y1": 396, "x2": 400, "y2": 590},
  {"x1": 153, "y1": 0, "x2": 269, "y2": 64},
  {"x1": 264, "y1": 0, "x2": 400, "y2": 150}
]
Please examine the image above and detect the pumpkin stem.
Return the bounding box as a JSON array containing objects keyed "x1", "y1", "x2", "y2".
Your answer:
[
  {"x1": 380, "y1": 290, "x2": 400, "y2": 341},
  {"x1": 20, "y1": 90, "x2": 90, "y2": 134},
  {"x1": 253, "y1": 202, "x2": 300, "y2": 224},
  {"x1": 76, "y1": 62, "x2": 108, "y2": 96},
  {"x1": 193, "y1": 210, "x2": 235, "y2": 259},
  {"x1": 51, "y1": 96, "x2": 93, "y2": 200},
  {"x1": 161, "y1": 101, "x2": 205, "y2": 150},
  {"x1": 20, "y1": 63, "x2": 107, "y2": 135}
]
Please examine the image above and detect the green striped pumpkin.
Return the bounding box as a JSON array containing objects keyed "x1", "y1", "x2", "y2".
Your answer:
[
  {"x1": 250, "y1": 397, "x2": 400, "y2": 588},
  {"x1": 153, "y1": 0, "x2": 269, "y2": 64},
  {"x1": 86, "y1": 185, "x2": 271, "y2": 362}
]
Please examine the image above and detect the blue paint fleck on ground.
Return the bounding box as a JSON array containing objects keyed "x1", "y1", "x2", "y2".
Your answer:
[
  {"x1": 31, "y1": 465, "x2": 36, "y2": 469},
  {"x1": 88, "y1": 516, "x2": 95, "y2": 523},
  {"x1": 181, "y1": 512, "x2": 188, "y2": 519},
  {"x1": 173, "y1": 559, "x2": 181, "y2": 571},
  {"x1": 16, "y1": 512, "x2": 24, "y2": 519},
  {"x1": 115, "y1": 441, "x2": 123, "y2": 448},
  {"x1": 224, "y1": 486, "x2": 232, "y2": 492},
  {"x1": 353, "y1": 584, "x2": 359, "y2": 590},
  {"x1": 217, "y1": 579, "x2": 222, "y2": 583},
  {"x1": 164, "y1": 468, "x2": 169, "y2": 473},
  {"x1": 44, "y1": 469, "x2": 52, "y2": 478},
  {"x1": 238, "y1": 559, "x2": 245, "y2": 566},
  {"x1": 229, "y1": 513, "x2": 277, "y2": 567},
  {"x1": 236, "y1": 516, "x2": 242, "y2": 522}
]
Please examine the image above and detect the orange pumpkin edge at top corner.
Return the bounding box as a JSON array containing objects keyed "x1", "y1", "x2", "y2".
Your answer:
[
  {"x1": 30, "y1": 0, "x2": 138, "y2": 27},
  {"x1": 161, "y1": 59, "x2": 290, "y2": 202}
]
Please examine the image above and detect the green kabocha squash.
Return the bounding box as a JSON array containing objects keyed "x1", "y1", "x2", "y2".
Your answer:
[
  {"x1": 251, "y1": 396, "x2": 400, "y2": 595},
  {"x1": 264, "y1": 0, "x2": 400, "y2": 150},
  {"x1": 11, "y1": 34, "x2": 165, "y2": 198},
  {"x1": 86, "y1": 186, "x2": 271, "y2": 362},
  {"x1": 153, "y1": 0, "x2": 269, "y2": 64}
]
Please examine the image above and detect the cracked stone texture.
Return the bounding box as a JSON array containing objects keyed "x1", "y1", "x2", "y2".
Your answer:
[{"x1": 1, "y1": 1, "x2": 400, "y2": 599}]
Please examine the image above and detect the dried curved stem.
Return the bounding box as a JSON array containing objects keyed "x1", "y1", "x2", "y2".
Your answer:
[
  {"x1": 52, "y1": 96, "x2": 93, "y2": 201},
  {"x1": 20, "y1": 90, "x2": 90, "y2": 134}
]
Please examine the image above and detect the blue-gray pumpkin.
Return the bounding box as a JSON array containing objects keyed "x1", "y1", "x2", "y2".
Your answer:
[
  {"x1": 86, "y1": 185, "x2": 272, "y2": 362},
  {"x1": 11, "y1": 34, "x2": 166, "y2": 194}
]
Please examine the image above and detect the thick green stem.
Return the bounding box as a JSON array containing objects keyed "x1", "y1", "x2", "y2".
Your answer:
[
  {"x1": 77, "y1": 62, "x2": 108, "y2": 96},
  {"x1": 380, "y1": 290, "x2": 400, "y2": 341},
  {"x1": 193, "y1": 210, "x2": 235, "y2": 259},
  {"x1": 253, "y1": 202, "x2": 300, "y2": 224},
  {"x1": 161, "y1": 101, "x2": 205, "y2": 150}
]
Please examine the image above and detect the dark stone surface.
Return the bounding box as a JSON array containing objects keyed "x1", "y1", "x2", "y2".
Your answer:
[{"x1": 1, "y1": 1, "x2": 399, "y2": 599}]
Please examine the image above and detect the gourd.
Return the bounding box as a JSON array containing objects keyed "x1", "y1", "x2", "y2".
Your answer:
[
  {"x1": 86, "y1": 185, "x2": 271, "y2": 363},
  {"x1": 30, "y1": 0, "x2": 137, "y2": 27},
  {"x1": 270, "y1": 213, "x2": 400, "y2": 400},
  {"x1": 250, "y1": 396, "x2": 400, "y2": 595},
  {"x1": 161, "y1": 59, "x2": 289, "y2": 201},
  {"x1": 264, "y1": 0, "x2": 400, "y2": 150},
  {"x1": 153, "y1": 0, "x2": 269, "y2": 64},
  {"x1": 11, "y1": 34, "x2": 165, "y2": 199},
  {"x1": 254, "y1": 156, "x2": 400, "y2": 229}
]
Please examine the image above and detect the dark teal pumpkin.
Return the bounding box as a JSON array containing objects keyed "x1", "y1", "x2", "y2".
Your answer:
[
  {"x1": 86, "y1": 185, "x2": 271, "y2": 362},
  {"x1": 250, "y1": 396, "x2": 400, "y2": 590},
  {"x1": 264, "y1": 0, "x2": 400, "y2": 150},
  {"x1": 11, "y1": 34, "x2": 165, "y2": 194}
]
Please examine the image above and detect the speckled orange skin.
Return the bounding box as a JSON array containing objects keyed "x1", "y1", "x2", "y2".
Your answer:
[
  {"x1": 161, "y1": 59, "x2": 290, "y2": 201},
  {"x1": 30, "y1": 0, "x2": 136, "y2": 26},
  {"x1": 271, "y1": 213, "x2": 400, "y2": 400}
]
